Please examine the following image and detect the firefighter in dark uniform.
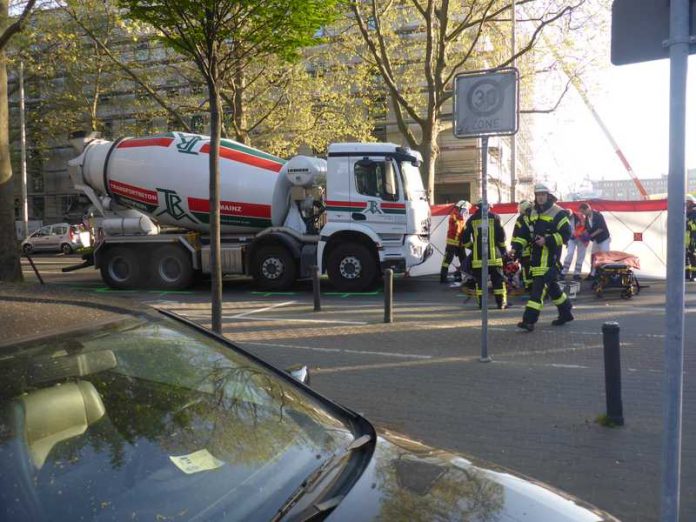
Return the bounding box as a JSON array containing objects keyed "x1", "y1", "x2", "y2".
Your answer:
[
  {"x1": 513, "y1": 184, "x2": 573, "y2": 331},
  {"x1": 686, "y1": 195, "x2": 696, "y2": 281},
  {"x1": 461, "y1": 199, "x2": 508, "y2": 309},
  {"x1": 440, "y1": 200, "x2": 470, "y2": 283},
  {"x1": 512, "y1": 200, "x2": 533, "y2": 292}
]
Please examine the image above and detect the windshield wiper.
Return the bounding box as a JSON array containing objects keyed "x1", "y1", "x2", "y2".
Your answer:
[{"x1": 270, "y1": 434, "x2": 372, "y2": 522}]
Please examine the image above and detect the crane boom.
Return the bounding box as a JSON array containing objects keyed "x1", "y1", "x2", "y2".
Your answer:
[{"x1": 532, "y1": 16, "x2": 651, "y2": 200}]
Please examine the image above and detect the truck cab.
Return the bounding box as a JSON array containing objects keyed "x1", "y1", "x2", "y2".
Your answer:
[{"x1": 318, "y1": 143, "x2": 432, "y2": 291}]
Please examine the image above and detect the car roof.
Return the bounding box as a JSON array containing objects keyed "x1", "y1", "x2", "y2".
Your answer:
[{"x1": 0, "y1": 285, "x2": 147, "y2": 348}]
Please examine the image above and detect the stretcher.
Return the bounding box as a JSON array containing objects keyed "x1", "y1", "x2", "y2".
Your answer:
[{"x1": 591, "y1": 251, "x2": 641, "y2": 299}]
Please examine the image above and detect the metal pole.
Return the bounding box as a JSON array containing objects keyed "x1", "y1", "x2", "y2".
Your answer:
[
  {"x1": 509, "y1": 0, "x2": 517, "y2": 202},
  {"x1": 602, "y1": 322, "x2": 624, "y2": 426},
  {"x1": 661, "y1": 0, "x2": 688, "y2": 518},
  {"x1": 312, "y1": 265, "x2": 321, "y2": 312},
  {"x1": 480, "y1": 137, "x2": 491, "y2": 362},
  {"x1": 19, "y1": 61, "x2": 29, "y2": 239},
  {"x1": 384, "y1": 268, "x2": 393, "y2": 323}
]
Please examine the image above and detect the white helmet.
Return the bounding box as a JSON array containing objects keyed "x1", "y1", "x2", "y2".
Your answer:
[
  {"x1": 455, "y1": 200, "x2": 471, "y2": 210},
  {"x1": 686, "y1": 194, "x2": 696, "y2": 204},
  {"x1": 518, "y1": 200, "x2": 533, "y2": 214}
]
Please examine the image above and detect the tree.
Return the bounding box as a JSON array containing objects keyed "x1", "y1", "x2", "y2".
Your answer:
[
  {"x1": 0, "y1": 0, "x2": 37, "y2": 282},
  {"x1": 345, "y1": 0, "x2": 588, "y2": 202},
  {"x1": 118, "y1": 0, "x2": 336, "y2": 332}
]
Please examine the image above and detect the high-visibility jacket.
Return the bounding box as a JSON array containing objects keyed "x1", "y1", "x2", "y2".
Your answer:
[
  {"x1": 446, "y1": 209, "x2": 466, "y2": 247},
  {"x1": 511, "y1": 203, "x2": 571, "y2": 277},
  {"x1": 686, "y1": 211, "x2": 696, "y2": 250},
  {"x1": 512, "y1": 213, "x2": 531, "y2": 258},
  {"x1": 461, "y1": 209, "x2": 507, "y2": 268}
]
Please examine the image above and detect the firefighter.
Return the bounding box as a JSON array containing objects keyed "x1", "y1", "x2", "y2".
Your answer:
[
  {"x1": 461, "y1": 199, "x2": 508, "y2": 309},
  {"x1": 511, "y1": 200, "x2": 533, "y2": 291},
  {"x1": 513, "y1": 183, "x2": 573, "y2": 332},
  {"x1": 440, "y1": 200, "x2": 470, "y2": 283},
  {"x1": 686, "y1": 195, "x2": 696, "y2": 281}
]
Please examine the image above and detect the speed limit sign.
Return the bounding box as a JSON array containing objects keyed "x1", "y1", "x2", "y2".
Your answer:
[{"x1": 453, "y1": 68, "x2": 518, "y2": 138}]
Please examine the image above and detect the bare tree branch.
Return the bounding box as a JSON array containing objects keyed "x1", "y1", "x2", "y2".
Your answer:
[
  {"x1": 0, "y1": 0, "x2": 37, "y2": 50},
  {"x1": 61, "y1": 5, "x2": 192, "y2": 132}
]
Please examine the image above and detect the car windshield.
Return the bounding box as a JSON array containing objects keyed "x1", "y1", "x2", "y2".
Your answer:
[
  {"x1": 400, "y1": 162, "x2": 427, "y2": 201},
  {"x1": 0, "y1": 316, "x2": 356, "y2": 521}
]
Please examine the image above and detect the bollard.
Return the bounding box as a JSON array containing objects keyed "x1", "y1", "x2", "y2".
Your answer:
[
  {"x1": 602, "y1": 322, "x2": 624, "y2": 426},
  {"x1": 312, "y1": 266, "x2": 321, "y2": 312},
  {"x1": 384, "y1": 269, "x2": 393, "y2": 323}
]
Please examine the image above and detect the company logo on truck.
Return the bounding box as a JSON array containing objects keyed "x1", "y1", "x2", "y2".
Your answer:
[
  {"x1": 156, "y1": 188, "x2": 197, "y2": 223},
  {"x1": 175, "y1": 133, "x2": 203, "y2": 155}
]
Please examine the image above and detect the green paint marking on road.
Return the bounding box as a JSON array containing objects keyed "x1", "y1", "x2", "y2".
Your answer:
[
  {"x1": 323, "y1": 290, "x2": 382, "y2": 298},
  {"x1": 250, "y1": 291, "x2": 298, "y2": 296},
  {"x1": 94, "y1": 287, "x2": 138, "y2": 293},
  {"x1": 147, "y1": 290, "x2": 194, "y2": 295}
]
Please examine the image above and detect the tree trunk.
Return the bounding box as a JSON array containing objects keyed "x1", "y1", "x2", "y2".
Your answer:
[
  {"x1": 0, "y1": 27, "x2": 22, "y2": 282},
  {"x1": 419, "y1": 132, "x2": 439, "y2": 205},
  {"x1": 208, "y1": 78, "x2": 223, "y2": 333}
]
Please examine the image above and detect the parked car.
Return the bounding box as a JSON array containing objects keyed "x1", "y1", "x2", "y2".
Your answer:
[
  {"x1": 0, "y1": 301, "x2": 618, "y2": 521},
  {"x1": 20, "y1": 223, "x2": 88, "y2": 254}
]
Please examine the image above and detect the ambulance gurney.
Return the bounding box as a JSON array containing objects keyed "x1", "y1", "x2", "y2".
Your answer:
[{"x1": 591, "y1": 251, "x2": 641, "y2": 299}]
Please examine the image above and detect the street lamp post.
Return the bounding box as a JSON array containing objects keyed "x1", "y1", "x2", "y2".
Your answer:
[{"x1": 19, "y1": 61, "x2": 29, "y2": 239}]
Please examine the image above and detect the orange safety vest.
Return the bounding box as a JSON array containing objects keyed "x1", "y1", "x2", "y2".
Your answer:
[{"x1": 446, "y1": 210, "x2": 465, "y2": 247}]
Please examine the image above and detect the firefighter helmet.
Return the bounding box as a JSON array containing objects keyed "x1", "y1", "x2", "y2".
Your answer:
[
  {"x1": 686, "y1": 194, "x2": 696, "y2": 204},
  {"x1": 534, "y1": 183, "x2": 553, "y2": 195},
  {"x1": 518, "y1": 200, "x2": 533, "y2": 214},
  {"x1": 455, "y1": 200, "x2": 471, "y2": 210}
]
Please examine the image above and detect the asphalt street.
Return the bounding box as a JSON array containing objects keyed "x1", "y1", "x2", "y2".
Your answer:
[{"x1": 11, "y1": 253, "x2": 696, "y2": 521}]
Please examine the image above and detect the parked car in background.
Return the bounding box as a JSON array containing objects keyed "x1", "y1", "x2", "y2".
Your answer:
[
  {"x1": 20, "y1": 223, "x2": 89, "y2": 254},
  {"x1": 0, "y1": 300, "x2": 618, "y2": 521}
]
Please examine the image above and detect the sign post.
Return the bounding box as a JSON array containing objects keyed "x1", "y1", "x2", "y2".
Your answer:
[
  {"x1": 612, "y1": 1, "x2": 692, "y2": 517},
  {"x1": 454, "y1": 68, "x2": 519, "y2": 362}
]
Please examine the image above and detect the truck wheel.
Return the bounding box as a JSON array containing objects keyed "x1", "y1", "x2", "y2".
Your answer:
[
  {"x1": 61, "y1": 243, "x2": 73, "y2": 255},
  {"x1": 150, "y1": 245, "x2": 194, "y2": 290},
  {"x1": 100, "y1": 246, "x2": 143, "y2": 289},
  {"x1": 327, "y1": 243, "x2": 377, "y2": 292},
  {"x1": 253, "y1": 245, "x2": 296, "y2": 291}
]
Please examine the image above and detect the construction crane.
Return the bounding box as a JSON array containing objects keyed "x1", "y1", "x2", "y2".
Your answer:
[
  {"x1": 546, "y1": 42, "x2": 651, "y2": 200},
  {"x1": 525, "y1": 8, "x2": 652, "y2": 200}
]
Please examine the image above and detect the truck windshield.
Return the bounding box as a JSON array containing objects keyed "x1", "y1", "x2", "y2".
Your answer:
[{"x1": 400, "y1": 162, "x2": 427, "y2": 202}]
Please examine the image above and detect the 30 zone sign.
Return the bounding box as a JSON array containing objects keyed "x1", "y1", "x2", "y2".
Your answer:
[{"x1": 453, "y1": 68, "x2": 519, "y2": 138}]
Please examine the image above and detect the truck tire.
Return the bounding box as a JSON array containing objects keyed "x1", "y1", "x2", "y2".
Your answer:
[
  {"x1": 253, "y1": 244, "x2": 296, "y2": 291},
  {"x1": 150, "y1": 245, "x2": 194, "y2": 290},
  {"x1": 327, "y1": 243, "x2": 377, "y2": 292},
  {"x1": 100, "y1": 246, "x2": 144, "y2": 289}
]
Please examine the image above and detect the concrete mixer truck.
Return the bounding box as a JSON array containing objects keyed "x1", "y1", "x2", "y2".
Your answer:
[{"x1": 67, "y1": 132, "x2": 433, "y2": 292}]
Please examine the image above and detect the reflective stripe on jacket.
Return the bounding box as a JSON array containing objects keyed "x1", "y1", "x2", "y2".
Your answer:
[
  {"x1": 513, "y1": 203, "x2": 571, "y2": 277},
  {"x1": 461, "y1": 209, "x2": 507, "y2": 268},
  {"x1": 511, "y1": 213, "x2": 531, "y2": 258}
]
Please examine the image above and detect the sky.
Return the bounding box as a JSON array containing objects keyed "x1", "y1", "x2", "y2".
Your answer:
[{"x1": 531, "y1": 54, "x2": 696, "y2": 193}]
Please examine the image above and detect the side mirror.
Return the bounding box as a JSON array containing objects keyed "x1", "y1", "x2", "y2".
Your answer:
[{"x1": 285, "y1": 364, "x2": 311, "y2": 386}]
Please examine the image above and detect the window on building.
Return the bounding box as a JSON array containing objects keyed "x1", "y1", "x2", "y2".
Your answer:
[
  {"x1": 135, "y1": 42, "x2": 150, "y2": 61},
  {"x1": 435, "y1": 182, "x2": 470, "y2": 205}
]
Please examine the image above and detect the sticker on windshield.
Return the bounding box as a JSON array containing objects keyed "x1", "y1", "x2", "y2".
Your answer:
[{"x1": 169, "y1": 449, "x2": 225, "y2": 474}]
